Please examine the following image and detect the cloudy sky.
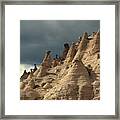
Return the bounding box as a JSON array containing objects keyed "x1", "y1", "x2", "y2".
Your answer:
[{"x1": 20, "y1": 20, "x2": 100, "y2": 66}]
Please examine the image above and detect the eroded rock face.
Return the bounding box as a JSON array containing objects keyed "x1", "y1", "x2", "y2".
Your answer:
[
  {"x1": 20, "y1": 70, "x2": 29, "y2": 81},
  {"x1": 92, "y1": 80, "x2": 100, "y2": 99},
  {"x1": 20, "y1": 31, "x2": 100, "y2": 100},
  {"x1": 73, "y1": 32, "x2": 89, "y2": 61},
  {"x1": 64, "y1": 42, "x2": 77, "y2": 63},
  {"x1": 37, "y1": 51, "x2": 52, "y2": 77},
  {"x1": 52, "y1": 59, "x2": 59, "y2": 67},
  {"x1": 43, "y1": 60, "x2": 93, "y2": 100},
  {"x1": 20, "y1": 79, "x2": 40, "y2": 100},
  {"x1": 60, "y1": 43, "x2": 70, "y2": 61}
]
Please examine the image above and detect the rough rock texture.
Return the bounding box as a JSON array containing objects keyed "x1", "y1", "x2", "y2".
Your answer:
[
  {"x1": 20, "y1": 31, "x2": 100, "y2": 100},
  {"x1": 37, "y1": 51, "x2": 52, "y2": 77},
  {"x1": 60, "y1": 43, "x2": 70, "y2": 61},
  {"x1": 64, "y1": 42, "x2": 77, "y2": 63}
]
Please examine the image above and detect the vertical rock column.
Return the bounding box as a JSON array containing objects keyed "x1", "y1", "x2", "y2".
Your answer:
[
  {"x1": 60, "y1": 43, "x2": 69, "y2": 61},
  {"x1": 37, "y1": 51, "x2": 52, "y2": 77},
  {"x1": 73, "y1": 32, "x2": 89, "y2": 61},
  {"x1": 64, "y1": 42, "x2": 77, "y2": 63},
  {"x1": 91, "y1": 31, "x2": 100, "y2": 54}
]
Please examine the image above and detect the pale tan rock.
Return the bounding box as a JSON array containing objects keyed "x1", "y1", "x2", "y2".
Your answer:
[
  {"x1": 28, "y1": 79, "x2": 35, "y2": 89},
  {"x1": 64, "y1": 42, "x2": 77, "y2": 63},
  {"x1": 86, "y1": 31, "x2": 100, "y2": 55},
  {"x1": 78, "y1": 82, "x2": 94, "y2": 100},
  {"x1": 92, "y1": 80, "x2": 100, "y2": 87},
  {"x1": 44, "y1": 60, "x2": 93, "y2": 100},
  {"x1": 33, "y1": 68, "x2": 40, "y2": 76},
  {"x1": 20, "y1": 31, "x2": 100, "y2": 100},
  {"x1": 42, "y1": 51, "x2": 52, "y2": 68},
  {"x1": 43, "y1": 83, "x2": 52, "y2": 89},
  {"x1": 23, "y1": 86, "x2": 39, "y2": 100},
  {"x1": 37, "y1": 51, "x2": 52, "y2": 77},
  {"x1": 60, "y1": 43, "x2": 69, "y2": 61},
  {"x1": 37, "y1": 65, "x2": 47, "y2": 77},
  {"x1": 92, "y1": 80, "x2": 100, "y2": 98},
  {"x1": 21, "y1": 81, "x2": 40, "y2": 100},
  {"x1": 27, "y1": 69, "x2": 34, "y2": 79},
  {"x1": 52, "y1": 59, "x2": 59, "y2": 67},
  {"x1": 73, "y1": 32, "x2": 89, "y2": 61},
  {"x1": 91, "y1": 31, "x2": 100, "y2": 54},
  {"x1": 20, "y1": 82, "x2": 25, "y2": 89},
  {"x1": 78, "y1": 32, "x2": 88, "y2": 50},
  {"x1": 20, "y1": 70, "x2": 29, "y2": 81}
]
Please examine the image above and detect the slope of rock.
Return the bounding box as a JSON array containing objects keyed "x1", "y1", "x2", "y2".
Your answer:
[{"x1": 20, "y1": 31, "x2": 100, "y2": 100}]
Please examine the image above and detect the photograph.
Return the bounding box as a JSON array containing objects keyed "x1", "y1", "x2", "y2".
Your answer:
[
  {"x1": 1, "y1": 0, "x2": 118, "y2": 118},
  {"x1": 20, "y1": 20, "x2": 100, "y2": 100}
]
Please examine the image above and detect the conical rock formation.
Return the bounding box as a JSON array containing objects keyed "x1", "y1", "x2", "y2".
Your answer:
[
  {"x1": 37, "y1": 51, "x2": 52, "y2": 77},
  {"x1": 64, "y1": 42, "x2": 77, "y2": 63},
  {"x1": 73, "y1": 32, "x2": 89, "y2": 61},
  {"x1": 44, "y1": 60, "x2": 93, "y2": 100},
  {"x1": 20, "y1": 31, "x2": 100, "y2": 100}
]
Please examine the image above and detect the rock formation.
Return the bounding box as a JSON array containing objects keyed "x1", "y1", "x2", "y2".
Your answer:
[
  {"x1": 60, "y1": 43, "x2": 70, "y2": 61},
  {"x1": 37, "y1": 51, "x2": 52, "y2": 77},
  {"x1": 73, "y1": 32, "x2": 89, "y2": 61},
  {"x1": 64, "y1": 42, "x2": 77, "y2": 63},
  {"x1": 20, "y1": 70, "x2": 29, "y2": 81},
  {"x1": 20, "y1": 31, "x2": 100, "y2": 100},
  {"x1": 44, "y1": 60, "x2": 93, "y2": 100},
  {"x1": 33, "y1": 64, "x2": 37, "y2": 72}
]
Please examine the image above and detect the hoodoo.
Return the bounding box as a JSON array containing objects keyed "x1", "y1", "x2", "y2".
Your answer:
[
  {"x1": 64, "y1": 42, "x2": 77, "y2": 63},
  {"x1": 37, "y1": 51, "x2": 52, "y2": 77},
  {"x1": 20, "y1": 31, "x2": 100, "y2": 100},
  {"x1": 73, "y1": 32, "x2": 89, "y2": 62},
  {"x1": 44, "y1": 60, "x2": 93, "y2": 100},
  {"x1": 60, "y1": 43, "x2": 70, "y2": 61}
]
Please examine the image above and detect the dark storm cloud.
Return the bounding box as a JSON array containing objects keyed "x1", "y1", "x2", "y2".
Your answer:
[{"x1": 20, "y1": 20, "x2": 100, "y2": 64}]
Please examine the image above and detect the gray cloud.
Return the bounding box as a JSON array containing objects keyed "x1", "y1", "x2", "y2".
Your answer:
[{"x1": 20, "y1": 20, "x2": 100, "y2": 65}]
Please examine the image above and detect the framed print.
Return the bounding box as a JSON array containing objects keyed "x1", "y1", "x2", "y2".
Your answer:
[{"x1": 0, "y1": 0, "x2": 120, "y2": 119}]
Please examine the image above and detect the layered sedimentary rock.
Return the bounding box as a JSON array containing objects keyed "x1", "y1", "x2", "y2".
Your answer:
[
  {"x1": 44, "y1": 60, "x2": 93, "y2": 100},
  {"x1": 73, "y1": 32, "x2": 89, "y2": 61},
  {"x1": 20, "y1": 31, "x2": 100, "y2": 100}
]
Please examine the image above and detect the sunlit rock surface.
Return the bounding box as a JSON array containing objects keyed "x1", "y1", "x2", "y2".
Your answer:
[{"x1": 20, "y1": 31, "x2": 100, "y2": 100}]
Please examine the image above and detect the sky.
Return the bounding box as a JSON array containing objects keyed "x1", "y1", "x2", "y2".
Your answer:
[{"x1": 20, "y1": 20, "x2": 100, "y2": 66}]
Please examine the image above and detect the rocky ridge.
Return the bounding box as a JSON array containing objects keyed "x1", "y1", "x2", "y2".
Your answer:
[{"x1": 20, "y1": 31, "x2": 100, "y2": 100}]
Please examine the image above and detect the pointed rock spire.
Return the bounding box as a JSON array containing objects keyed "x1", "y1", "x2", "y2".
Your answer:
[
  {"x1": 64, "y1": 42, "x2": 77, "y2": 63},
  {"x1": 42, "y1": 50, "x2": 52, "y2": 68},
  {"x1": 37, "y1": 51, "x2": 52, "y2": 77},
  {"x1": 27, "y1": 69, "x2": 34, "y2": 79},
  {"x1": 33, "y1": 68, "x2": 40, "y2": 76},
  {"x1": 78, "y1": 32, "x2": 88, "y2": 50},
  {"x1": 20, "y1": 70, "x2": 29, "y2": 81},
  {"x1": 44, "y1": 60, "x2": 93, "y2": 100},
  {"x1": 89, "y1": 31, "x2": 100, "y2": 54},
  {"x1": 60, "y1": 43, "x2": 69, "y2": 61},
  {"x1": 68, "y1": 60, "x2": 89, "y2": 78},
  {"x1": 33, "y1": 64, "x2": 37, "y2": 72},
  {"x1": 72, "y1": 32, "x2": 89, "y2": 61}
]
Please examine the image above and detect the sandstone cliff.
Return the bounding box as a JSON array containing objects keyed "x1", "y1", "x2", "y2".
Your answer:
[{"x1": 20, "y1": 31, "x2": 100, "y2": 100}]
